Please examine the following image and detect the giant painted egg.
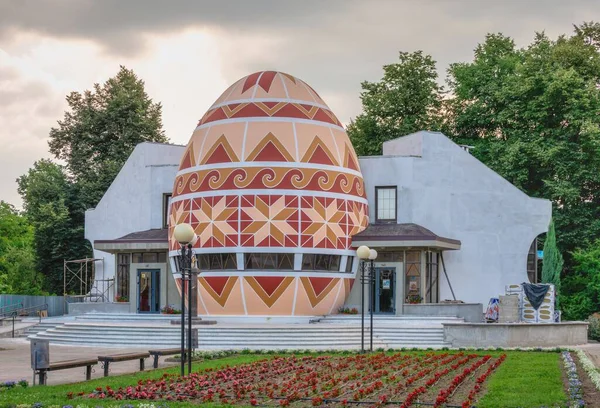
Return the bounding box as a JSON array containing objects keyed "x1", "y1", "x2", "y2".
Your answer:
[{"x1": 169, "y1": 71, "x2": 368, "y2": 316}]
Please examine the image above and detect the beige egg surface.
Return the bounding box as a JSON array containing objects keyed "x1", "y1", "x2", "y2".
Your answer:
[{"x1": 168, "y1": 71, "x2": 369, "y2": 316}]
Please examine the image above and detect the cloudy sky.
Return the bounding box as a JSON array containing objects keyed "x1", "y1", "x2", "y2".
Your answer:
[{"x1": 1, "y1": 0, "x2": 599, "y2": 208}]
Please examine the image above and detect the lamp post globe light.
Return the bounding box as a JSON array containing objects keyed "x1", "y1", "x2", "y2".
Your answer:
[
  {"x1": 356, "y1": 245, "x2": 370, "y2": 353},
  {"x1": 368, "y1": 249, "x2": 378, "y2": 351},
  {"x1": 174, "y1": 223, "x2": 196, "y2": 376}
]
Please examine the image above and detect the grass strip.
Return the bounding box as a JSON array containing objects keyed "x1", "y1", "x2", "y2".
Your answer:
[{"x1": 477, "y1": 351, "x2": 566, "y2": 408}]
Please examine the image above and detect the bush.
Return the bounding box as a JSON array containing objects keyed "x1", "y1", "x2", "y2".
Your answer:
[
  {"x1": 337, "y1": 306, "x2": 359, "y2": 315},
  {"x1": 588, "y1": 313, "x2": 600, "y2": 341},
  {"x1": 160, "y1": 304, "x2": 181, "y2": 314}
]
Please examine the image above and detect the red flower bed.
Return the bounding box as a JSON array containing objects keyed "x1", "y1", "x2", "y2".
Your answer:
[{"x1": 85, "y1": 352, "x2": 506, "y2": 406}]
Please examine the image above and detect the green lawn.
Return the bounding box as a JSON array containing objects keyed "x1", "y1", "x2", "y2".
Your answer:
[
  {"x1": 478, "y1": 351, "x2": 566, "y2": 408},
  {"x1": 0, "y1": 350, "x2": 567, "y2": 408},
  {"x1": 0, "y1": 355, "x2": 266, "y2": 408}
]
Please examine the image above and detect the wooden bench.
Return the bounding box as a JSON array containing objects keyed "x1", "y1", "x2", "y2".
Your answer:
[
  {"x1": 149, "y1": 348, "x2": 181, "y2": 369},
  {"x1": 98, "y1": 352, "x2": 150, "y2": 377},
  {"x1": 35, "y1": 358, "x2": 98, "y2": 385}
]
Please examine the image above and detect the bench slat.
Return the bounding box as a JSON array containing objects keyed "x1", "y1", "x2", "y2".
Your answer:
[
  {"x1": 149, "y1": 348, "x2": 181, "y2": 355},
  {"x1": 47, "y1": 359, "x2": 98, "y2": 371},
  {"x1": 98, "y1": 352, "x2": 150, "y2": 362}
]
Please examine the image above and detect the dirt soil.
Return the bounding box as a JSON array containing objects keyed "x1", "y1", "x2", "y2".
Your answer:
[{"x1": 574, "y1": 354, "x2": 600, "y2": 408}]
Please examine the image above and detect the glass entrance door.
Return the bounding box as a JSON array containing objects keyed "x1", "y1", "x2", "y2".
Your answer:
[
  {"x1": 138, "y1": 269, "x2": 160, "y2": 313},
  {"x1": 375, "y1": 267, "x2": 396, "y2": 314}
]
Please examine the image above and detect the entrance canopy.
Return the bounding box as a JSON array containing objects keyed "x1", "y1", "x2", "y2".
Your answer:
[
  {"x1": 352, "y1": 223, "x2": 461, "y2": 250},
  {"x1": 94, "y1": 229, "x2": 168, "y2": 253}
]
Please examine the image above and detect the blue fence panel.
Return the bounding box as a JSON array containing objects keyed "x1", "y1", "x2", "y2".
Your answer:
[{"x1": 0, "y1": 295, "x2": 83, "y2": 316}]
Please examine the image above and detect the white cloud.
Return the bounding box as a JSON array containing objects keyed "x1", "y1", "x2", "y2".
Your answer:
[{"x1": 1, "y1": 0, "x2": 600, "y2": 208}]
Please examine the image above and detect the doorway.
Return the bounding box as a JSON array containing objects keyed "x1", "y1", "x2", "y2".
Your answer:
[
  {"x1": 137, "y1": 269, "x2": 160, "y2": 313},
  {"x1": 374, "y1": 267, "x2": 396, "y2": 314}
]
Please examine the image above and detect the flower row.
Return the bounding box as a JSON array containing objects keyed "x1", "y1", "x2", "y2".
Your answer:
[
  {"x1": 575, "y1": 349, "x2": 600, "y2": 391},
  {"x1": 562, "y1": 351, "x2": 585, "y2": 408},
  {"x1": 86, "y1": 352, "x2": 507, "y2": 406}
]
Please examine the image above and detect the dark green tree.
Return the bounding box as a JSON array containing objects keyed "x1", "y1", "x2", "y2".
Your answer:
[
  {"x1": 446, "y1": 28, "x2": 600, "y2": 264},
  {"x1": 18, "y1": 67, "x2": 168, "y2": 293},
  {"x1": 48, "y1": 66, "x2": 168, "y2": 206},
  {"x1": 541, "y1": 220, "x2": 563, "y2": 308},
  {"x1": 347, "y1": 51, "x2": 443, "y2": 156},
  {"x1": 561, "y1": 240, "x2": 600, "y2": 320},
  {"x1": 0, "y1": 201, "x2": 45, "y2": 294},
  {"x1": 17, "y1": 160, "x2": 91, "y2": 294}
]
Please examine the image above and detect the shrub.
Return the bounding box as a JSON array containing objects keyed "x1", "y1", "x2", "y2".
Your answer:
[
  {"x1": 588, "y1": 313, "x2": 600, "y2": 341},
  {"x1": 160, "y1": 304, "x2": 181, "y2": 314}
]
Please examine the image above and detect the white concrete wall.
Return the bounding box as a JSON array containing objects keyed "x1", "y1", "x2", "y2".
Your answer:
[
  {"x1": 85, "y1": 132, "x2": 551, "y2": 310},
  {"x1": 85, "y1": 142, "x2": 185, "y2": 299},
  {"x1": 359, "y1": 131, "x2": 551, "y2": 307}
]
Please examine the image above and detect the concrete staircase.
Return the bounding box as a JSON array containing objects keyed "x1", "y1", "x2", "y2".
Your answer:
[{"x1": 27, "y1": 313, "x2": 458, "y2": 349}]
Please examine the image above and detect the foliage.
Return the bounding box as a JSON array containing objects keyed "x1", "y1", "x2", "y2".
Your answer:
[
  {"x1": 337, "y1": 306, "x2": 359, "y2": 315},
  {"x1": 0, "y1": 351, "x2": 567, "y2": 408},
  {"x1": 347, "y1": 51, "x2": 443, "y2": 156},
  {"x1": 48, "y1": 66, "x2": 168, "y2": 207},
  {"x1": 0, "y1": 201, "x2": 44, "y2": 294},
  {"x1": 160, "y1": 304, "x2": 181, "y2": 314},
  {"x1": 588, "y1": 313, "x2": 600, "y2": 341},
  {"x1": 560, "y1": 240, "x2": 600, "y2": 320},
  {"x1": 575, "y1": 349, "x2": 600, "y2": 391},
  {"x1": 440, "y1": 23, "x2": 600, "y2": 320},
  {"x1": 445, "y1": 27, "x2": 600, "y2": 266},
  {"x1": 541, "y1": 220, "x2": 563, "y2": 308},
  {"x1": 561, "y1": 351, "x2": 585, "y2": 407},
  {"x1": 17, "y1": 160, "x2": 91, "y2": 295},
  {"x1": 0, "y1": 355, "x2": 267, "y2": 407},
  {"x1": 17, "y1": 66, "x2": 167, "y2": 294}
]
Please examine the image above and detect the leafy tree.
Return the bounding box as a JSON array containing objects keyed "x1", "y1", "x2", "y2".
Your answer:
[
  {"x1": 0, "y1": 201, "x2": 44, "y2": 294},
  {"x1": 446, "y1": 28, "x2": 600, "y2": 265},
  {"x1": 17, "y1": 67, "x2": 168, "y2": 294},
  {"x1": 48, "y1": 66, "x2": 168, "y2": 206},
  {"x1": 17, "y1": 160, "x2": 91, "y2": 294},
  {"x1": 541, "y1": 220, "x2": 563, "y2": 308},
  {"x1": 561, "y1": 240, "x2": 600, "y2": 320},
  {"x1": 347, "y1": 51, "x2": 443, "y2": 156}
]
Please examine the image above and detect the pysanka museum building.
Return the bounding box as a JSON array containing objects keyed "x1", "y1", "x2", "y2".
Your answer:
[{"x1": 84, "y1": 71, "x2": 551, "y2": 319}]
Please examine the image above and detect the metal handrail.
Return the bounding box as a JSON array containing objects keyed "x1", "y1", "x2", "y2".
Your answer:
[{"x1": 0, "y1": 303, "x2": 23, "y2": 317}]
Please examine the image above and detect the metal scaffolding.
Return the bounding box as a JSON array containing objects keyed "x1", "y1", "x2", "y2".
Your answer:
[{"x1": 63, "y1": 258, "x2": 111, "y2": 313}]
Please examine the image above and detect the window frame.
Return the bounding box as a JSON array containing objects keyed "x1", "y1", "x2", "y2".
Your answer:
[
  {"x1": 163, "y1": 193, "x2": 172, "y2": 229},
  {"x1": 244, "y1": 253, "x2": 295, "y2": 271},
  {"x1": 375, "y1": 186, "x2": 398, "y2": 223}
]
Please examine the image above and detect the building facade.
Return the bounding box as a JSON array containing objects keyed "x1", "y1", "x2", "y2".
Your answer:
[{"x1": 84, "y1": 71, "x2": 551, "y2": 317}]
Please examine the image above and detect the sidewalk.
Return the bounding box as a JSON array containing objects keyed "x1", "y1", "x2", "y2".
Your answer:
[
  {"x1": 576, "y1": 342, "x2": 600, "y2": 367},
  {"x1": 0, "y1": 320, "x2": 37, "y2": 338},
  {"x1": 0, "y1": 338, "x2": 177, "y2": 386}
]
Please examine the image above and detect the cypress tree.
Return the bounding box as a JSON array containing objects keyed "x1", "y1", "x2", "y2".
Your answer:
[{"x1": 542, "y1": 219, "x2": 564, "y2": 308}]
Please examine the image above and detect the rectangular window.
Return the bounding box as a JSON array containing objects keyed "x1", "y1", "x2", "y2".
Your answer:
[
  {"x1": 375, "y1": 186, "x2": 397, "y2": 222},
  {"x1": 244, "y1": 253, "x2": 294, "y2": 270},
  {"x1": 116, "y1": 253, "x2": 130, "y2": 301},
  {"x1": 197, "y1": 253, "x2": 238, "y2": 270},
  {"x1": 302, "y1": 254, "x2": 341, "y2": 271},
  {"x1": 132, "y1": 253, "x2": 143, "y2": 263},
  {"x1": 163, "y1": 193, "x2": 172, "y2": 229},
  {"x1": 142, "y1": 252, "x2": 158, "y2": 263}
]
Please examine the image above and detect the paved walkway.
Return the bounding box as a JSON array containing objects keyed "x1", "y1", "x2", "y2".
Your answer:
[
  {"x1": 0, "y1": 338, "x2": 178, "y2": 386},
  {"x1": 0, "y1": 321, "x2": 37, "y2": 338},
  {"x1": 576, "y1": 342, "x2": 600, "y2": 367}
]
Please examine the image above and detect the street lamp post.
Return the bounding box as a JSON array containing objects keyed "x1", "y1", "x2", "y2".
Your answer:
[
  {"x1": 368, "y1": 249, "x2": 378, "y2": 352},
  {"x1": 173, "y1": 223, "x2": 196, "y2": 377},
  {"x1": 356, "y1": 245, "x2": 370, "y2": 354}
]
